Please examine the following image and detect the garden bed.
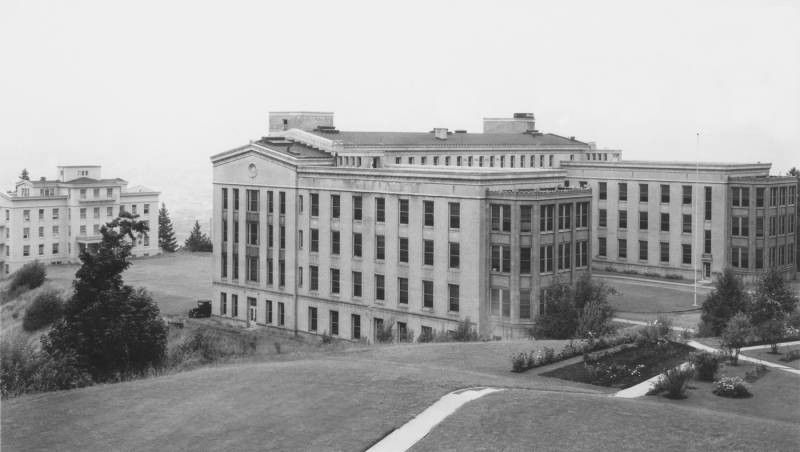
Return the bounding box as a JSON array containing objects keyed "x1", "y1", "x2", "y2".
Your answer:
[{"x1": 542, "y1": 341, "x2": 694, "y2": 389}]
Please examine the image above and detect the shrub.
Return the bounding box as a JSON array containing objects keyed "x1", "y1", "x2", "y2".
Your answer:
[
  {"x1": 511, "y1": 353, "x2": 528, "y2": 372},
  {"x1": 649, "y1": 365, "x2": 694, "y2": 399},
  {"x1": 1, "y1": 339, "x2": 92, "y2": 398},
  {"x1": 691, "y1": 351, "x2": 721, "y2": 381},
  {"x1": 170, "y1": 328, "x2": 256, "y2": 369},
  {"x1": 695, "y1": 320, "x2": 716, "y2": 338},
  {"x1": 450, "y1": 318, "x2": 479, "y2": 342},
  {"x1": 779, "y1": 349, "x2": 800, "y2": 363},
  {"x1": 720, "y1": 313, "x2": 753, "y2": 365},
  {"x1": 744, "y1": 364, "x2": 769, "y2": 383},
  {"x1": 713, "y1": 376, "x2": 751, "y2": 398},
  {"x1": 9, "y1": 261, "x2": 46, "y2": 293},
  {"x1": 320, "y1": 331, "x2": 333, "y2": 344},
  {"x1": 543, "y1": 347, "x2": 555, "y2": 364},
  {"x1": 375, "y1": 322, "x2": 394, "y2": 343},
  {"x1": 22, "y1": 290, "x2": 64, "y2": 331},
  {"x1": 701, "y1": 268, "x2": 749, "y2": 336}
]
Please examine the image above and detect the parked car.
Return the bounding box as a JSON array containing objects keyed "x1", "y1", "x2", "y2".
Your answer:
[{"x1": 189, "y1": 300, "x2": 212, "y2": 318}]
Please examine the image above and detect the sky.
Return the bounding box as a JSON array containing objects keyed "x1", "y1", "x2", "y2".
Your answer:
[{"x1": 1, "y1": 0, "x2": 798, "y2": 237}]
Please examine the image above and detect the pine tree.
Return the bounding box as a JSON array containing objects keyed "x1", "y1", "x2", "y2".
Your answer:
[
  {"x1": 158, "y1": 203, "x2": 178, "y2": 252},
  {"x1": 19, "y1": 168, "x2": 30, "y2": 180},
  {"x1": 184, "y1": 220, "x2": 212, "y2": 252}
]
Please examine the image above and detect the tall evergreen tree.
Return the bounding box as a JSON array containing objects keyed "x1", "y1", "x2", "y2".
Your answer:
[
  {"x1": 701, "y1": 267, "x2": 749, "y2": 336},
  {"x1": 19, "y1": 168, "x2": 30, "y2": 180},
  {"x1": 184, "y1": 220, "x2": 212, "y2": 252},
  {"x1": 158, "y1": 203, "x2": 178, "y2": 252}
]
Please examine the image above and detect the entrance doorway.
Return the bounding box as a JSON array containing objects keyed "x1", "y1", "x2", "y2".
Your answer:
[
  {"x1": 248, "y1": 297, "x2": 257, "y2": 325},
  {"x1": 702, "y1": 263, "x2": 711, "y2": 280}
]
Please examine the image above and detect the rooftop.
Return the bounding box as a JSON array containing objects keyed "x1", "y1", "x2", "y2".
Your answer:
[
  {"x1": 562, "y1": 160, "x2": 771, "y2": 170},
  {"x1": 254, "y1": 137, "x2": 333, "y2": 158},
  {"x1": 306, "y1": 130, "x2": 588, "y2": 147}
]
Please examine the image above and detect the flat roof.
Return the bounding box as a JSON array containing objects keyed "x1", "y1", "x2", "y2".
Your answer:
[
  {"x1": 254, "y1": 137, "x2": 332, "y2": 158},
  {"x1": 562, "y1": 160, "x2": 771, "y2": 170},
  {"x1": 306, "y1": 130, "x2": 588, "y2": 147}
]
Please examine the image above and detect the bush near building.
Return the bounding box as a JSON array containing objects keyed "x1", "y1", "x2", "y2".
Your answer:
[
  {"x1": 533, "y1": 274, "x2": 616, "y2": 339},
  {"x1": 700, "y1": 268, "x2": 749, "y2": 336},
  {"x1": 22, "y1": 290, "x2": 64, "y2": 331}
]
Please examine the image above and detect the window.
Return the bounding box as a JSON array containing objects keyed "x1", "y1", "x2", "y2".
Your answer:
[
  {"x1": 353, "y1": 195, "x2": 362, "y2": 220},
  {"x1": 790, "y1": 186, "x2": 796, "y2": 205},
  {"x1": 448, "y1": 284, "x2": 459, "y2": 312},
  {"x1": 80, "y1": 208, "x2": 86, "y2": 219},
  {"x1": 558, "y1": 242, "x2": 571, "y2": 270},
  {"x1": 660, "y1": 213, "x2": 670, "y2": 232},
  {"x1": 639, "y1": 240, "x2": 648, "y2": 261},
  {"x1": 397, "y1": 237, "x2": 409, "y2": 263},
  {"x1": 756, "y1": 187, "x2": 765, "y2": 207},
  {"x1": 598, "y1": 182, "x2": 607, "y2": 200},
  {"x1": 399, "y1": 199, "x2": 409, "y2": 224},
  {"x1": 38, "y1": 226, "x2": 44, "y2": 238},
  {"x1": 351, "y1": 314, "x2": 361, "y2": 339},
  {"x1": 353, "y1": 233, "x2": 362, "y2": 257},
  {"x1": 329, "y1": 310, "x2": 339, "y2": 335},
  {"x1": 92, "y1": 188, "x2": 100, "y2": 198},
  {"x1": 449, "y1": 202, "x2": 460, "y2": 229},
  {"x1": 732, "y1": 216, "x2": 749, "y2": 237},
  {"x1": 491, "y1": 204, "x2": 511, "y2": 232},
  {"x1": 310, "y1": 229, "x2": 319, "y2": 252},
  {"x1": 278, "y1": 302, "x2": 285, "y2": 326},
  {"x1": 298, "y1": 266, "x2": 303, "y2": 287},
  {"x1": 769, "y1": 216, "x2": 776, "y2": 236},
  {"x1": 231, "y1": 295, "x2": 238, "y2": 318},
  {"x1": 38, "y1": 209, "x2": 44, "y2": 220},
  {"x1": 279, "y1": 192, "x2": 286, "y2": 215},
  {"x1": 267, "y1": 191, "x2": 274, "y2": 213},
  {"x1": 520, "y1": 247, "x2": 531, "y2": 273},
  {"x1": 376, "y1": 198, "x2": 385, "y2": 222},
  {"x1": 682, "y1": 214, "x2": 692, "y2": 233},
  {"x1": 732, "y1": 187, "x2": 749, "y2": 207},
  {"x1": 375, "y1": 274, "x2": 385, "y2": 301},
  {"x1": 311, "y1": 193, "x2": 319, "y2": 217},
  {"x1": 93, "y1": 224, "x2": 100, "y2": 235},
  {"x1": 233, "y1": 221, "x2": 239, "y2": 243},
  {"x1": 221, "y1": 252, "x2": 227, "y2": 278},
  {"x1": 731, "y1": 247, "x2": 749, "y2": 269},
  {"x1": 79, "y1": 225, "x2": 86, "y2": 235},
  {"x1": 352, "y1": 271, "x2": 362, "y2": 297},
  {"x1": 23, "y1": 245, "x2": 30, "y2": 256},
  {"x1": 423, "y1": 280, "x2": 434, "y2": 309},
  {"x1": 449, "y1": 242, "x2": 460, "y2": 269},
  {"x1": 222, "y1": 188, "x2": 229, "y2": 210},
  {"x1": 660, "y1": 242, "x2": 669, "y2": 263},
  {"x1": 423, "y1": 240, "x2": 434, "y2": 266},
  {"x1": 38, "y1": 244, "x2": 44, "y2": 255},
  {"x1": 266, "y1": 258, "x2": 272, "y2": 284},
  {"x1": 520, "y1": 290, "x2": 531, "y2": 319},
  {"x1": 618, "y1": 183, "x2": 627, "y2": 201},
  {"x1": 598, "y1": 209, "x2": 607, "y2": 228},
  {"x1": 682, "y1": 185, "x2": 692, "y2": 205},
  {"x1": 310, "y1": 265, "x2": 319, "y2": 291},
  {"x1": 520, "y1": 206, "x2": 532, "y2": 232},
  {"x1": 660, "y1": 184, "x2": 670, "y2": 203},
  {"x1": 789, "y1": 214, "x2": 795, "y2": 234},
  {"x1": 398, "y1": 277, "x2": 409, "y2": 304},
  {"x1": 52, "y1": 208, "x2": 59, "y2": 220},
  {"x1": 598, "y1": 237, "x2": 607, "y2": 257},
  {"x1": 106, "y1": 206, "x2": 112, "y2": 217},
  {"x1": 80, "y1": 189, "x2": 86, "y2": 199},
  {"x1": 755, "y1": 247, "x2": 764, "y2": 269},
  {"x1": 92, "y1": 207, "x2": 99, "y2": 219},
  {"x1": 280, "y1": 226, "x2": 286, "y2": 249},
  {"x1": 233, "y1": 189, "x2": 239, "y2": 210},
  {"x1": 540, "y1": 205, "x2": 554, "y2": 232},
  {"x1": 576, "y1": 241, "x2": 588, "y2": 267},
  {"x1": 704, "y1": 186, "x2": 712, "y2": 220},
  {"x1": 247, "y1": 190, "x2": 259, "y2": 212},
  {"x1": 618, "y1": 239, "x2": 627, "y2": 259},
  {"x1": 52, "y1": 243, "x2": 59, "y2": 254},
  {"x1": 279, "y1": 260, "x2": 286, "y2": 286},
  {"x1": 576, "y1": 202, "x2": 589, "y2": 228},
  {"x1": 246, "y1": 256, "x2": 259, "y2": 282},
  {"x1": 639, "y1": 184, "x2": 648, "y2": 202},
  {"x1": 539, "y1": 245, "x2": 553, "y2": 273},
  {"x1": 267, "y1": 225, "x2": 273, "y2": 247},
  {"x1": 639, "y1": 211, "x2": 648, "y2": 230},
  {"x1": 52, "y1": 225, "x2": 59, "y2": 236},
  {"x1": 682, "y1": 244, "x2": 692, "y2": 265},
  {"x1": 220, "y1": 293, "x2": 227, "y2": 315},
  {"x1": 330, "y1": 268, "x2": 340, "y2": 294},
  {"x1": 376, "y1": 234, "x2": 385, "y2": 260},
  {"x1": 704, "y1": 230, "x2": 712, "y2": 254},
  {"x1": 558, "y1": 204, "x2": 571, "y2": 230},
  {"x1": 247, "y1": 222, "x2": 258, "y2": 245},
  {"x1": 423, "y1": 200, "x2": 434, "y2": 227},
  {"x1": 618, "y1": 210, "x2": 627, "y2": 229},
  {"x1": 331, "y1": 194, "x2": 340, "y2": 219},
  {"x1": 331, "y1": 230, "x2": 340, "y2": 255}
]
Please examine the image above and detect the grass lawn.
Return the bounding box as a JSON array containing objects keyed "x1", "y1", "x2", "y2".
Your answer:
[
  {"x1": 599, "y1": 274, "x2": 708, "y2": 313},
  {"x1": 741, "y1": 345, "x2": 800, "y2": 370},
  {"x1": 410, "y1": 388, "x2": 800, "y2": 452}
]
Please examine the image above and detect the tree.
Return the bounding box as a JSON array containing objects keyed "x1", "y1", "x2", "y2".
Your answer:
[
  {"x1": 749, "y1": 267, "x2": 799, "y2": 325},
  {"x1": 701, "y1": 267, "x2": 749, "y2": 336},
  {"x1": 787, "y1": 167, "x2": 799, "y2": 177},
  {"x1": 19, "y1": 168, "x2": 30, "y2": 180},
  {"x1": 158, "y1": 203, "x2": 179, "y2": 252},
  {"x1": 532, "y1": 281, "x2": 578, "y2": 339},
  {"x1": 43, "y1": 212, "x2": 167, "y2": 381},
  {"x1": 573, "y1": 273, "x2": 617, "y2": 337},
  {"x1": 184, "y1": 220, "x2": 212, "y2": 252},
  {"x1": 721, "y1": 313, "x2": 753, "y2": 365}
]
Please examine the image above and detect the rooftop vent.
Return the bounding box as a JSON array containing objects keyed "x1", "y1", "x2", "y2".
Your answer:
[
  {"x1": 433, "y1": 128, "x2": 449, "y2": 140},
  {"x1": 513, "y1": 112, "x2": 534, "y2": 119},
  {"x1": 454, "y1": 129, "x2": 467, "y2": 134}
]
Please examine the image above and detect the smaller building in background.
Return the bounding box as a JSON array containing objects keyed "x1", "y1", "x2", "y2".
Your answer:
[{"x1": 0, "y1": 165, "x2": 160, "y2": 276}]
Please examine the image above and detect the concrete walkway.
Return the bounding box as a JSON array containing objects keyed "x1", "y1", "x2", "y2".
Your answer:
[
  {"x1": 740, "y1": 340, "x2": 800, "y2": 351},
  {"x1": 614, "y1": 362, "x2": 692, "y2": 398},
  {"x1": 366, "y1": 387, "x2": 503, "y2": 452},
  {"x1": 687, "y1": 340, "x2": 800, "y2": 376},
  {"x1": 613, "y1": 317, "x2": 696, "y2": 333}
]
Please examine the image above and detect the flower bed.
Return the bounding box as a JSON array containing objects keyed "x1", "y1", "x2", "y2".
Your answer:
[
  {"x1": 510, "y1": 333, "x2": 639, "y2": 373},
  {"x1": 541, "y1": 341, "x2": 694, "y2": 389}
]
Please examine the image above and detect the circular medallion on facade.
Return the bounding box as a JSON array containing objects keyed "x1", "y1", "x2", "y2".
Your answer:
[{"x1": 248, "y1": 163, "x2": 257, "y2": 178}]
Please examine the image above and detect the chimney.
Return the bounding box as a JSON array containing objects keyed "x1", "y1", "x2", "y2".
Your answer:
[{"x1": 434, "y1": 128, "x2": 448, "y2": 140}]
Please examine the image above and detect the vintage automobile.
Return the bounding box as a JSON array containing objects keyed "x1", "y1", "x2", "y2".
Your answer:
[{"x1": 188, "y1": 300, "x2": 212, "y2": 318}]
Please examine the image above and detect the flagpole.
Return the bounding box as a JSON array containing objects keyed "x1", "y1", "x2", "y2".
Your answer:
[{"x1": 694, "y1": 132, "x2": 699, "y2": 307}]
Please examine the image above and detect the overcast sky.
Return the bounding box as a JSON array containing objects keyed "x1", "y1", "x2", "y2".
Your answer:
[{"x1": 1, "y1": 0, "x2": 798, "y2": 227}]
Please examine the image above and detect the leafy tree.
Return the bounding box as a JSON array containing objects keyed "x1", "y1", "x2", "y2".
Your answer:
[
  {"x1": 184, "y1": 220, "x2": 213, "y2": 252},
  {"x1": 701, "y1": 267, "x2": 749, "y2": 336},
  {"x1": 573, "y1": 273, "x2": 617, "y2": 337},
  {"x1": 19, "y1": 168, "x2": 30, "y2": 180},
  {"x1": 533, "y1": 282, "x2": 578, "y2": 339},
  {"x1": 43, "y1": 212, "x2": 167, "y2": 381},
  {"x1": 721, "y1": 313, "x2": 753, "y2": 365},
  {"x1": 757, "y1": 319, "x2": 785, "y2": 354},
  {"x1": 787, "y1": 166, "x2": 799, "y2": 177},
  {"x1": 158, "y1": 203, "x2": 179, "y2": 252},
  {"x1": 749, "y1": 267, "x2": 798, "y2": 325}
]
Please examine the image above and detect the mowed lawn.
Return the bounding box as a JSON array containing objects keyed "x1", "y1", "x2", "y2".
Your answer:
[
  {"x1": 1, "y1": 342, "x2": 608, "y2": 452},
  {"x1": 43, "y1": 251, "x2": 212, "y2": 316},
  {"x1": 410, "y1": 388, "x2": 800, "y2": 452}
]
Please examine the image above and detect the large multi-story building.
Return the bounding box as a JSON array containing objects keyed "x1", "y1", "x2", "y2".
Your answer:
[
  {"x1": 210, "y1": 111, "x2": 797, "y2": 341},
  {"x1": 0, "y1": 165, "x2": 160, "y2": 275}
]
